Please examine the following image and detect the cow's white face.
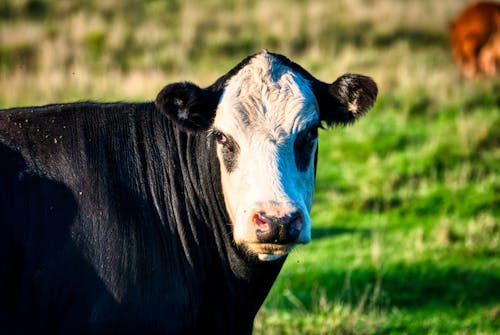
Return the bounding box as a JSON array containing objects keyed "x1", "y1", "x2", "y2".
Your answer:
[
  {"x1": 211, "y1": 54, "x2": 318, "y2": 260},
  {"x1": 155, "y1": 50, "x2": 377, "y2": 262}
]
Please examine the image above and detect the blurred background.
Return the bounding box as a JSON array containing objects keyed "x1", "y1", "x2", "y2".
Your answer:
[{"x1": 1, "y1": 0, "x2": 498, "y2": 334}]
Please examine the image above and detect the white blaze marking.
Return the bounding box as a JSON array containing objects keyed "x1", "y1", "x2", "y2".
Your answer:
[{"x1": 212, "y1": 52, "x2": 319, "y2": 259}]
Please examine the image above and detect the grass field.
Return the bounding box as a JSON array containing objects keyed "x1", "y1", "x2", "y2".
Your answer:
[{"x1": 1, "y1": 0, "x2": 499, "y2": 334}]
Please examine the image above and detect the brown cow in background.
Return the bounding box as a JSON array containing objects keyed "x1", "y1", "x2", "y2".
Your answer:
[{"x1": 449, "y1": 1, "x2": 500, "y2": 78}]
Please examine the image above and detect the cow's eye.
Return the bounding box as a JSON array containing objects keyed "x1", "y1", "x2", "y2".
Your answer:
[
  {"x1": 213, "y1": 130, "x2": 230, "y2": 146},
  {"x1": 304, "y1": 127, "x2": 318, "y2": 143},
  {"x1": 296, "y1": 126, "x2": 318, "y2": 149},
  {"x1": 294, "y1": 125, "x2": 319, "y2": 172},
  {"x1": 212, "y1": 130, "x2": 239, "y2": 172}
]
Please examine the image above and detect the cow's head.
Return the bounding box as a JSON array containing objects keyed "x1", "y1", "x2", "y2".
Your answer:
[{"x1": 156, "y1": 51, "x2": 377, "y2": 261}]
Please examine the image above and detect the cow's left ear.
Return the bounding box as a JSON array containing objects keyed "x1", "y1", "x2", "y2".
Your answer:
[
  {"x1": 155, "y1": 82, "x2": 221, "y2": 132},
  {"x1": 312, "y1": 74, "x2": 378, "y2": 126}
]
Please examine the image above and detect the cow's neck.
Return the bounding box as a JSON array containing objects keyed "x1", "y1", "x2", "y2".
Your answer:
[{"x1": 143, "y1": 107, "x2": 284, "y2": 314}]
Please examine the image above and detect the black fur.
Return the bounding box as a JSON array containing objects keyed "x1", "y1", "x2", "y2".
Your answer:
[
  {"x1": 155, "y1": 82, "x2": 221, "y2": 132},
  {"x1": 314, "y1": 74, "x2": 378, "y2": 126},
  {"x1": 0, "y1": 102, "x2": 283, "y2": 334}
]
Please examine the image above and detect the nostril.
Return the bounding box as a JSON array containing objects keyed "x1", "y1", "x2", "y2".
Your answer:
[
  {"x1": 287, "y1": 216, "x2": 302, "y2": 240},
  {"x1": 254, "y1": 211, "x2": 303, "y2": 244},
  {"x1": 255, "y1": 212, "x2": 271, "y2": 230},
  {"x1": 256, "y1": 212, "x2": 270, "y2": 224},
  {"x1": 279, "y1": 212, "x2": 302, "y2": 242},
  {"x1": 254, "y1": 213, "x2": 275, "y2": 241},
  {"x1": 286, "y1": 212, "x2": 299, "y2": 223}
]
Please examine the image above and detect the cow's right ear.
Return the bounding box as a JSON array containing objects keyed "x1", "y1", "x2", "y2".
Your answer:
[{"x1": 155, "y1": 82, "x2": 221, "y2": 132}]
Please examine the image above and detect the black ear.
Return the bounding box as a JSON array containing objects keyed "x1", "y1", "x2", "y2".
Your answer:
[
  {"x1": 313, "y1": 74, "x2": 378, "y2": 126},
  {"x1": 155, "y1": 82, "x2": 221, "y2": 132}
]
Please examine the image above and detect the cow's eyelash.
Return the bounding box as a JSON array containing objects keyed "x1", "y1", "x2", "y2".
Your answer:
[
  {"x1": 298, "y1": 123, "x2": 320, "y2": 141},
  {"x1": 209, "y1": 129, "x2": 232, "y2": 146}
]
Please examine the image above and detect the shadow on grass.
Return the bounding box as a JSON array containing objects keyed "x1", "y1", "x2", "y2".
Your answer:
[
  {"x1": 275, "y1": 261, "x2": 500, "y2": 312},
  {"x1": 373, "y1": 27, "x2": 449, "y2": 50},
  {"x1": 311, "y1": 226, "x2": 370, "y2": 240},
  {"x1": 318, "y1": 21, "x2": 449, "y2": 52}
]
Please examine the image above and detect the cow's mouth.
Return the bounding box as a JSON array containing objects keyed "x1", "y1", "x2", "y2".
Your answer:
[{"x1": 246, "y1": 242, "x2": 295, "y2": 261}]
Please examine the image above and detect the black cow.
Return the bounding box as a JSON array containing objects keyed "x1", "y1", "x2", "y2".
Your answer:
[{"x1": 0, "y1": 51, "x2": 377, "y2": 334}]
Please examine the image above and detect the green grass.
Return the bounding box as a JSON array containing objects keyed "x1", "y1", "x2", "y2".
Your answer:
[
  {"x1": 255, "y1": 87, "x2": 500, "y2": 334},
  {"x1": 1, "y1": 0, "x2": 499, "y2": 334}
]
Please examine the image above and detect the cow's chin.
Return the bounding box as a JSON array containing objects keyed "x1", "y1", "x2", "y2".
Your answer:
[{"x1": 243, "y1": 242, "x2": 295, "y2": 262}]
